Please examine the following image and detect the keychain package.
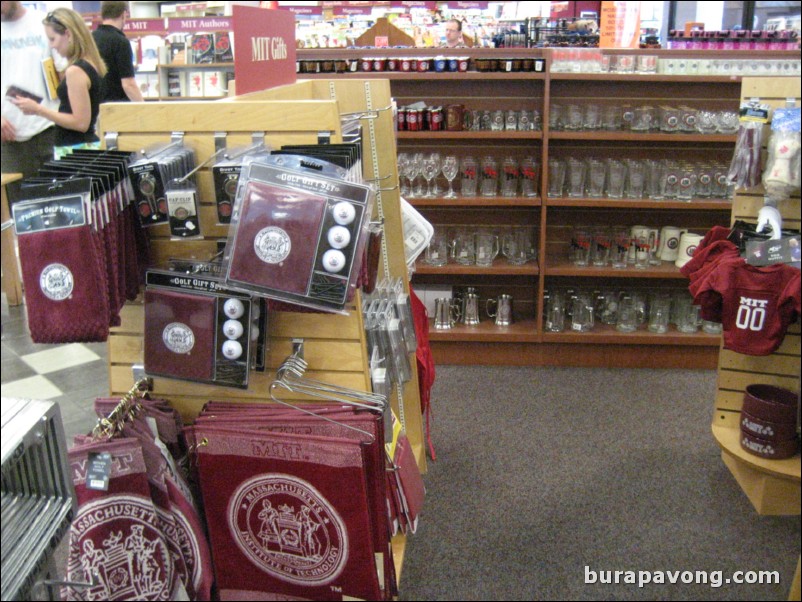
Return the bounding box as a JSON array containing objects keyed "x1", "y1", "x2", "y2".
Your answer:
[
  {"x1": 144, "y1": 266, "x2": 268, "y2": 388},
  {"x1": 127, "y1": 143, "x2": 197, "y2": 229},
  {"x1": 222, "y1": 155, "x2": 374, "y2": 313},
  {"x1": 212, "y1": 147, "x2": 272, "y2": 224}
]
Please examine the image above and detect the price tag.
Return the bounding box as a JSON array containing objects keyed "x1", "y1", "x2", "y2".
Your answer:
[{"x1": 86, "y1": 451, "x2": 112, "y2": 491}]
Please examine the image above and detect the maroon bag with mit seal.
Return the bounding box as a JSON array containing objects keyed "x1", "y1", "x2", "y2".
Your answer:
[
  {"x1": 12, "y1": 184, "x2": 111, "y2": 343},
  {"x1": 189, "y1": 425, "x2": 383, "y2": 601},
  {"x1": 64, "y1": 437, "x2": 187, "y2": 601}
]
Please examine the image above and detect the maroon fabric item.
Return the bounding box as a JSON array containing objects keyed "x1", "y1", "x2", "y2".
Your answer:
[
  {"x1": 392, "y1": 433, "x2": 425, "y2": 535},
  {"x1": 683, "y1": 241, "x2": 741, "y2": 322},
  {"x1": 100, "y1": 195, "x2": 122, "y2": 327},
  {"x1": 18, "y1": 226, "x2": 110, "y2": 343},
  {"x1": 228, "y1": 182, "x2": 327, "y2": 296},
  {"x1": 195, "y1": 408, "x2": 395, "y2": 596},
  {"x1": 126, "y1": 202, "x2": 147, "y2": 299},
  {"x1": 190, "y1": 425, "x2": 383, "y2": 601},
  {"x1": 144, "y1": 289, "x2": 217, "y2": 382},
  {"x1": 64, "y1": 438, "x2": 185, "y2": 601},
  {"x1": 690, "y1": 258, "x2": 800, "y2": 355},
  {"x1": 411, "y1": 288, "x2": 436, "y2": 460}
]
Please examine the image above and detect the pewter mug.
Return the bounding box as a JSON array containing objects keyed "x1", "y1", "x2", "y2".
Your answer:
[
  {"x1": 486, "y1": 294, "x2": 513, "y2": 326},
  {"x1": 434, "y1": 297, "x2": 461, "y2": 329},
  {"x1": 462, "y1": 293, "x2": 481, "y2": 325}
]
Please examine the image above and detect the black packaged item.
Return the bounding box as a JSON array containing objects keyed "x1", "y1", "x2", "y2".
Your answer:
[{"x1": 223, "y1": 156, "x2": 374, "y2": 313}]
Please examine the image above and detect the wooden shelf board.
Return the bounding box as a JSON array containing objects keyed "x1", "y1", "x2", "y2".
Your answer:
[
  {"x1": 545, "y1": 197, "x2": 732, "y2": 210},
  {"x1": 159, "y1": 62, "x2": 234, "y2": 69},
  {"x1": 712, "y1": 425, "x2": 801, "y2": 481},
  {"x1": 544, "y1": 260, "x2": 687, "y2": 279},
  {"x1": 408, "y1": 196, "x2": 541, "y2": 208},
  {"x1": 542, "y1": 324, "x2": 721, "y2": 346},
  {"x1": 550, "y1": 73, "x2": 744, "y2": 84},
  {"x1": 397, "y1": 131, "x2": 542, "y2": 140},
  {"x1": 428, "y1": 319, "x2": 538, "y2": 342},
  {"x1": 548, "y1": 131, "x2": 737, "y2": 143},
  {"x1": 299, "y1": 71, "x2": 546, "y2": 81},
  {"x1": 415, "y1": 260, "x2": 539, "y2": 276}
]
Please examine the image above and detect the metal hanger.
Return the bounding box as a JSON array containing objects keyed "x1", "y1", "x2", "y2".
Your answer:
[{"x1": 269, "y1": 342, "x2": 388, "y2": 442}]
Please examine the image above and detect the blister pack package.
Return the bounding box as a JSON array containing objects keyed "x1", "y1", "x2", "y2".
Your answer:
[{"x1": 222, "y1": 155, "x2": 374, "y2": 313}]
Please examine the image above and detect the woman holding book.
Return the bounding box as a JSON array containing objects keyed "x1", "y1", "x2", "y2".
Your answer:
[{"x1": 12, "y1": 7, "x2": 107, "y2": 157}]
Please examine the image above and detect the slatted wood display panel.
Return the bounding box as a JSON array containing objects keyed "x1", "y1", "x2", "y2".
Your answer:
[
  {"x1": 711, "y1": 77, "x2": 800, "y2": 516},
  {"x1": 99, "y1": 81, "x2": 425, "y2": 470}
]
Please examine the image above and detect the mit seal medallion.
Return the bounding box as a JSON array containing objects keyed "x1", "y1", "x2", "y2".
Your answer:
[
  {"x1": 254, "y1": 227, "x2": 291, "y2": 264},
  {"x1": 228, "y1": 474, "x2": 348, "y2": 586},
  {"x1": 39, "y1": 263, "x2": 74, "y2": 301}
]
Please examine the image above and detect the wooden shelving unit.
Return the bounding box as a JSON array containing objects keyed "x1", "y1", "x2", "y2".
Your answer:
[{"x1": 283, "y1": 49, "x2": 798, "y2": 367}]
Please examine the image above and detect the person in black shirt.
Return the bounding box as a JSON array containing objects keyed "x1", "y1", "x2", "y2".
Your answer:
[
  {"x1": 93, "y1": 1, "x2": 143, "y2": 102},
  {"x1": 12, "y1": 8, "x2": 107, "y2": 155}
]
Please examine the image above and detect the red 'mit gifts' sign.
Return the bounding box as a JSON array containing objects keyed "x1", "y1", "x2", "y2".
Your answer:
[{"x1": 233, "y1": 5, "x2": 296, "y2": 95}]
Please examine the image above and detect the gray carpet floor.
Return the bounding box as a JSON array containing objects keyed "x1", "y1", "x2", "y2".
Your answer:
[{"x1": 398, "y1": 366, "x2": 801, "y2": 601}]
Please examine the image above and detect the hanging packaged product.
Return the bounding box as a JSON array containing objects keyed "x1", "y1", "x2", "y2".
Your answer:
[
  {"x1": 13, "y1": 177, "x2": 118, "y2": 343},
  {"x1": 127, "y1": 141, "x2": 197, "y2": 227},
  {"x1": 727, "y1": 100, "x2": 770, "y2": 190},
  {"x1": 144, "y1": 265, "x2": 268, "y2": 388},
  {"x1": 212, "y1": 145, "x2": 272, "y2": 224},
  {"x1": 762, "y1": 106, "x2": 801, "y2": 203},
  {"x1": 222, "y1": 155, "x2": 374, "y2": 313}
]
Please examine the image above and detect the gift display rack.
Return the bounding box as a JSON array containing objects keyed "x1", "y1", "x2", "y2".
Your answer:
[
  {"x1": 295, "y1": 47, "x2": 800, "y2": 368},
  {"x1": 98, "y1": 78, "x2": 424, "y2": 574},
  {"x1": 710, "y1": 76, "x2": 800, "y2": 515},
  {"x1": 708, "y1": 76, "x2": 801, "y2": 601}
]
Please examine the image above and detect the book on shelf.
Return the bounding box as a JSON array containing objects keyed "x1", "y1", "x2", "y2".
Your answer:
[
  {"x1": 214, "y1": 31, "x2": 234, "y2": 62},
  {"x1": 188, "y1": 71, "x2": 205, "y2": 97},
  {"x1": 41, "y1": 57, "x2": 59, "y2": 101},
  {"x1": 203, "y1": 71, "x2": 225, "y2": 97},
  {"x1": 191, "y1": 33, "x2": 215, "y2": 64}
]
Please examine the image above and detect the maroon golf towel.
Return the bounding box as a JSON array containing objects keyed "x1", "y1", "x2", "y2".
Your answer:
[
  {"x1": 393, "y1": 433, "x2": 425, "y2": 535},
  {"x1": 144, "y1": 289, "x2": 217, "y2": 382},
  {"x1": 195, "y1": 408, "x2": 395, "y2": 597},
  {"x1": 18, "y1": 226, "x2": 110, "y2": 343},
  {"x1": 64, "y1": 438, "x2": 186, "y2": 601},
  {"x1": 227, "y1": 182, "x2": 327, "y2": 296},
  {"x1": 190, "y1": 425, "x2": 383, "y2": 601}
]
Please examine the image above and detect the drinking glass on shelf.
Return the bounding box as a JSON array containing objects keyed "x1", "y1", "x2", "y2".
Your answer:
[
  {"x1": 602, "y1": 104, "x2": 622, "y2": 131},
  {"x1": 410, "y1": 152, "x2": 425, "y2": 198},
  {"x1": 547, "y1": 158, "x2": 566, "y2": 197},
  {"x1": 624, "y1": 159, "x2": 646, "y2": 199},
  {"x1": 716, "y1": 110, "x2": 739, "y2": 134},
  {"x1": 586, "y1": 158, "x2": 606, "y2": 198},
  {"x1": 610, "y1": 226, "x2": 631, "y2": 269},
  {"x1": 397, "y1": 152, "x2": 410, "y2": 197},
  {"x1": 502, "y1": 228, "x2": 531, "y2": 265},
  {"x1": 500, "y1": 157, "x2": 520, "y2": 197},
  {"x1": 606, "y1": 159, "x2": 626, "y2": 199},
  {"x1": 677, "y1": 165, "x2": 697, "y2": 201},
  {"x1": 480, "y1": 155, "x2": 499, "y2": 197},
  {"x1": 520, "y1": 157, "x2": 539, "y2": 197},
  {"x1": 571, "y1": 291, "x2": 595, "y2": 332},
  {"x1": 566, "y1": 157, "x2": 587, "y2": 198},
  {"x1": 583, "y1": 104, "x2": 602, "y2": 130},
  {"x1": 591, "y1": 226, "x2": 611, "y2": 266},
  {"x1": 695, "y1": 164, "x2": 714, "y2": 198},
  {"x1": 616, "y1": 295, "x2": 639, "y2": 332},
  {"x1": 459, "y1": 156, "x2": 478, "y2": 197},
  {"x1": 645, "y1": 159, "x2": 665, "y2": 200},
  {"x1": 648, "y1": 293, "x2": 672, "y2": 334},
  {"x1": 441, "y1": 155, "x2": 459, "y2": 198},
  {"x1": 661, "y1": 161, "x2": 681, "y2": 199},
  {"x1": 549, "y1": 103, "x2": 564, "y2": 131},
  {"x1": 633, "y1": 235, "x2": 651, "y2": 269},
  {"x1": 422, "y1": 152, "x2": 442, "y2": 198},
  {"x1": 545, "y1": 290, "x2": 566, "y2": 332},
  {"x1": 570, "y1": 226, "x2": 592, "y2": 266},
  {"x1": 564, "y1": 103, "x2": 583, "y2": 131}
]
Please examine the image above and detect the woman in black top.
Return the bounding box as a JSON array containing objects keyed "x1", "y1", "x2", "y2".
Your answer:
[{"x1": 12, "y1": 8, "x2": 107, "y2": 156}]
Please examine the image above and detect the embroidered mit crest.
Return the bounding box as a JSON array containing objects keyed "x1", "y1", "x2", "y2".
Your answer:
[{"x1": 190, "y1": 425, "x2": 384, "y2": 600}]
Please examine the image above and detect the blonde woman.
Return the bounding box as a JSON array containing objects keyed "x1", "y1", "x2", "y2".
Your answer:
[{"x1": 12, "y1": 8, "x2": 107, "y2": 157}]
